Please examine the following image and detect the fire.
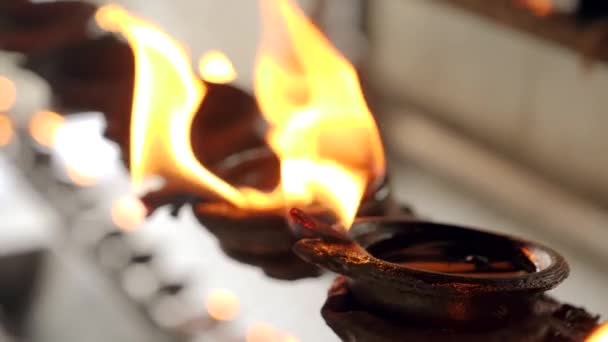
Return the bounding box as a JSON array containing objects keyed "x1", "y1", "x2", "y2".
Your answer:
[
  {"x1": 514, "y1": 0, "x2": 553, "y2": 17},
  {"x1": 588, "y1": 323, "x2": 608, "y2": 342},
  {"x1": 96, "y1": 0, "x2": 385, "y2": 228},
  {"x1": 111, "y1": 196, "x2": 147, "y2": 231},
  {"x1": 198, "y1": 50, "x2": 237, "y2": 84},
  {"x1": 29, "y1": 110, "x2": 65, "y2": 147},
  {"x1": 206, "y1": 289, "x2": 240, "y2": 321},
  {"x1": 255, "y1": 0, "x2": 385, "y2": 226}
]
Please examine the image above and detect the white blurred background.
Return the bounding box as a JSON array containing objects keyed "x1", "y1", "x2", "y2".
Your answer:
[{"x1": 0, "y1": 1, "x2": 607, "y2": 341}]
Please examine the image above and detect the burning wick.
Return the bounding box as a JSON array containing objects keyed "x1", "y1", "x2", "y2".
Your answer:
[
  {"x1": 29, "y1": 110, "x2": 65, "y2": 148},
  {"x1": 513, "y1": 0, "x2": 553, "y2": 16},
  {"x1": 288, "y1": 208, "x2": 352, "y2": 244}
]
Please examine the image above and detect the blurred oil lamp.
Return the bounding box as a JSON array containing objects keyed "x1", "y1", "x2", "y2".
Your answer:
[
  {"x1": 290, "y1": 211, "x2": 601, "y2": 341},
  {"x1": 0, "y1": 0, "x2": 97, "y2": 54},
  {"x1": 23, "y1": 34, "x2": 134, "y2": 117},
  {"x1": 95, "y1": 0, "x2": 405, "y2": 280}
]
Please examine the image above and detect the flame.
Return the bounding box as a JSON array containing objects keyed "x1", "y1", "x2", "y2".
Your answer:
[
  {"x1": 95, "y1": 5, "x2": 256, "y2": 205},
  {"x1": 0, "y1": 115, "x2": 13, "y2": 147},
  {"x1": 255, "y1": 0, "x2": 385, "y2": 226},
  {"x1": 96, "y1": 0, "x2": 385, "y2": 228},
  {"x1": 198, "y1": 50, "x2": 237, "y2": 84},
  {"x1": 206, "y1": 289, "x2": 240, "y2": 321},
  {"x1": 514, "y1": 0, "x2": 553, "y2": 17},
  {"x1": 588, "y1": 323, "x2": 608, "y2": 342},
  {"x1": 0, "y1": 77, "x2": 16, "y2": 112}
]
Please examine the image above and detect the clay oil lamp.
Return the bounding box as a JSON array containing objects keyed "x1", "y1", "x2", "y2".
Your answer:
[
  {"x1": 94, "y1": 2, "x2": 405, "y2": 280},
  {"x1": 0, "y1": 0, "x2": 96, "y2": 54},
  {"x1": 290, "y1": 211, "x2": 602, "y2": 341}
]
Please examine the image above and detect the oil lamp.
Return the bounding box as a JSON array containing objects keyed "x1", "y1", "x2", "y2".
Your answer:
[{"x1": 290, "y1": 213, "x2": 601, "y2": 341}]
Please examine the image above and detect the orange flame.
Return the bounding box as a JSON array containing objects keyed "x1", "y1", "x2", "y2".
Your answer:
[
  {"x1": 587, "y1": 323, "x2": 608, "y2": 342},
  {"x1": 514, "y1": 0, "x2": 553, "y2": 17},
  {"x1": 255, "y1": 0, "x2": 385, "y2": 226},
  {"x1": 96, "y1": 0, "x2": 384, "y2": 228}
]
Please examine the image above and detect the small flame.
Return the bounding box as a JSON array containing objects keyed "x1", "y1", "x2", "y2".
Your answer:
[
  {"x1": 587, "y1": 323, "x2": 608, "y2": 342},
  {"x1": 0, "y1": 77, "x2": 16, "y2": 112},
  {"x1": 29, "y1": 110, "x2": 65, "y2": 147},
  {"x1": 198, "y1": 50, "x2": 237, "y2": 84},
  {"x1": 514, "y1": 0, "x2": 553, "y2": 17},
  {"x1": 97, "y1": 0, "x2": 385, "y2": 228},
  {"x1": 0, "y1": 115, "x2": 13, "y2": 147},
  {"x1": 206, "y1": 289, "x2": 240, "y2": 321},
  {"x1": 255, "y1": 0, "x2": 385, "y2": 227}
]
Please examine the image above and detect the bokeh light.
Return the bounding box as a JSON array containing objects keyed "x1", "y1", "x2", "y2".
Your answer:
[
  {"x1": 206, "y1": 288, "x2": 240, "y2": 321},
  {"x1": 29, "y1": 110, "x2": 65, "y2": 147},
  {"x1": 111, "y1": 196, "x2": 147, "y2": 231},
  {"x1": 247, "y1": 322, "x2": 282, "y2": 342},
  {"x1": 52, "y1": 113, "x2": 119, "y2": 187},
  {"x1": 198, "y1": 50, "x2": 237, "y2": 84}
]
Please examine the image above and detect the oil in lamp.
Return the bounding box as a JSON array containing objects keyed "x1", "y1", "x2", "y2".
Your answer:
[{"x1": 93, "y1": 1, "x2": 406, "y2": 280}]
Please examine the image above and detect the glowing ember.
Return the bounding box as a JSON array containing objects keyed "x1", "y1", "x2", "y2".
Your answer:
[
  {"x1": 111, "y1": 196, "x2": 147, "y2": 231},
  {"x1": 206, "y1": 289, "x2": 240, "y2": 321},
  {"x1": 96, "y1": 0, "x2": 385, "y2": 228},
  {"x1": 514, "y1": 0, "x2": 553, "y2": 16},
  {"x1": 587, "y1": 323, "x2": 608, "y2": 342},
  {"x1": 198, "y1": 50, "x2": 237, "y2": 84},
  {"x1": 29, "y1": 110, "x2": 65, "y2": 147},
  {"x1": 0, "y1": 76, "x2": 16, "y2": 112},
  {"x1": 0, "y1": 115, "x2": 13, "y2": 146}
]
